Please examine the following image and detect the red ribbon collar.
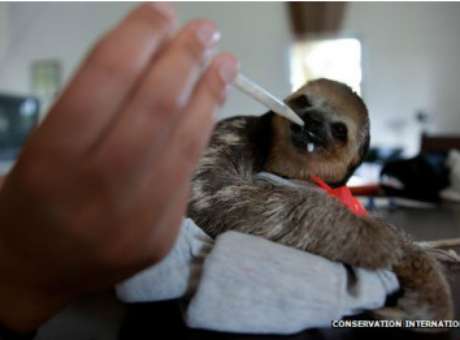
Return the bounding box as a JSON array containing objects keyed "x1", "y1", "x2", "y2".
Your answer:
[{"x1": 310, "y1": 176, "x2": 367, "y2": 217}]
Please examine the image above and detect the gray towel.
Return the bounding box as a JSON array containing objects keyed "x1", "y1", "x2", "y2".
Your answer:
[
  {"x1": 116, "y1": 218, "x2": 399, "y2": 334},
  {"x1": 116, "y1": 218, "x2": 213, "y2": 302}
]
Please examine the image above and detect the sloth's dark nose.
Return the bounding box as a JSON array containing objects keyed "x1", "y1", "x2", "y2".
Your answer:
[
  {"x1": 302, "y1": 114, "x2": 326, "y2": 135},
  {"x1": 304, "y1": 116, "x2": 324, "y2": 135},
  {"x1": 290, "y1": 112, "x2": 327, "y2": 144}
]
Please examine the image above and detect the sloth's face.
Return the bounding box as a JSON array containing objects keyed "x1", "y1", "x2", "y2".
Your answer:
[
  {"x1": 266, "y1": 79, "x2": 369, "y2": 186},
  {"x1": 288, "y1": 96, "x2": 350, "y2": 156}
]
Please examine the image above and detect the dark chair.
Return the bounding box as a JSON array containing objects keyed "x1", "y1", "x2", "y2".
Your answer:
[{"x1": 420, "y1": 133, "x2": 460, "y2": 153}]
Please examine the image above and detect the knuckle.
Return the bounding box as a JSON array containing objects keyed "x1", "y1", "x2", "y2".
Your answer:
[
  {"x1": 84, "y1": 155, "x2": 125, "y2": 200},
  {"x1": 124, "y1": 8, "x2": 175, "y2": 44},
  {"x1": 88, "y1": 37, "x2": 138, "y2": 82},
  {"x1": 182, "y1": 39, "x2": 205, "y2": 65},
  {"x1": 154, "y1": 95, "x2": 183, "y2": 116},
  {"x1": 89, "y1": 140, "x2": 146, "y2": 193},
  {"x1": 204, "y1": 72, "x2": 226, "y2": 104},
  {"x1": 180, "y1": 133, "x2": 207, "y2": 166},
  {"x1": 180, "y1": 24, "x2": 209, "y2": 64},
  {"x1": 135, "y1": 3, "x2": 177, "y2": 28}
]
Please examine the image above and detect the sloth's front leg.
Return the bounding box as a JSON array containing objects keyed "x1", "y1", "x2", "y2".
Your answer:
[
  {"x1": 374, "y1": 243, "x2": 454, "y2": 322},
  {"x1": 189, "y1": 181, "x2": 403, "y2": 270}
]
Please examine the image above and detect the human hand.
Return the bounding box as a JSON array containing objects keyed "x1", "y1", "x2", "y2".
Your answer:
[{"x1": 0, "y1": 3, "x2": 238, "y2": 332}]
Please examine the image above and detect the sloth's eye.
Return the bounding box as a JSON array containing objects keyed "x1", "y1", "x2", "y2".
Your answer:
[
  {"x1": 288, "y1": 94, "x2": 311, "y2": 110},
  {"x1": 331, "y1": 122, "x2": 348, "y2": 142}
]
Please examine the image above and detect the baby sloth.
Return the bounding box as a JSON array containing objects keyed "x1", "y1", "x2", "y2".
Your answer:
[{"x1": 188, "y1": 79, "x2": 453, "y2": 322}]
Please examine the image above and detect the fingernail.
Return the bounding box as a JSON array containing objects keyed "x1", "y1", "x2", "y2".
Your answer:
[
  {"x1": 217, "y1": 56, "x2": 239, "y2": 84},
  {"x1": 151, "y1": 2, "x2": 176, "y2": 20},
  {"x1": 196, "y1": 23, "x2": 221, "y2": 47}
]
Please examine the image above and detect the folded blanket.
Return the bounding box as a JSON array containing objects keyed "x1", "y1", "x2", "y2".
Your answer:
[
  {"x1": 116, "y1": 218, "x2": 399, "y2": 335},
  {"x1": 116, "y1": 218, "x2": 212, "y2": 302}
]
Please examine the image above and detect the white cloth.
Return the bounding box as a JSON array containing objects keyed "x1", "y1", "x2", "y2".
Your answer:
[
  {"x1": 116, "y1": 218, "x2": 399, "y2": 335},
  {"x1": 441, "y1": 149, "x2": 460, "y2": 202}
]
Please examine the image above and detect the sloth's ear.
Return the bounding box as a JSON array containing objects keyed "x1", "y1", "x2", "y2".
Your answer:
[{"x1": 286, "y1": 94, "x2": 311, "y2": 111}]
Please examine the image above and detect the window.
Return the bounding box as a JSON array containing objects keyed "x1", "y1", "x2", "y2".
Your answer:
[{"x1": 290, "y1": 38, "x2": 362, "y2": 94}]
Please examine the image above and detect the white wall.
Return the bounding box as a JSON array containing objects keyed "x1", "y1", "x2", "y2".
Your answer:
[
  {"x1": 0, "y1": 3, "x2": 8, "y2": 59},
  {"x1": 0, "y1": 2, "x2": 292, "y2": 119},
  {"x1": 0, "y1": 2, "x2": 135, "y2": 97},
  {"x1": 343, "y1": 2, "x2": 460, "y2": 154}
]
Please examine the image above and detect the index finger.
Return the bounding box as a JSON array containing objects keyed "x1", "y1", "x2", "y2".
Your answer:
[{"x1": 37, "y1": 3, "x2": 176, "y2": 154}]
